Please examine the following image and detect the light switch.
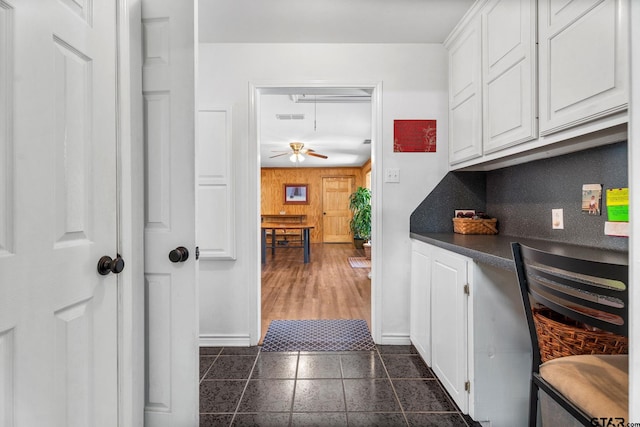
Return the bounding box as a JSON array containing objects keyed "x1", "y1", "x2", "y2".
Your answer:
[{"x1": 384, "y1": 168, "x2": 400, "y2": 183}]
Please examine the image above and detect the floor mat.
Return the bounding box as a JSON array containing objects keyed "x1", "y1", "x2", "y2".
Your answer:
[
  {"x1": 348, "y1": 257, "x2": 371, "y2": 268},
  {"x1": 261, "y1": 319, "x2": 376, "y2": 352}
]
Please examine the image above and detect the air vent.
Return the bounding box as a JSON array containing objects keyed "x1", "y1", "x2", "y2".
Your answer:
[
  {"x1": 363, "y1": 139, "x2": 371, "y2": 144},
  {"x1": 276, "y1": 114, "x2": 305, "y2": 120}
]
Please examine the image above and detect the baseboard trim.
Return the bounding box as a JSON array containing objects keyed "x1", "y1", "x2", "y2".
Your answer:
[
  {"x1": 199, "y1": 334, "x2": 252, "y2": 347},
  {"x1": 378, "y1": 333, "x2": 411, "y2": 346}
]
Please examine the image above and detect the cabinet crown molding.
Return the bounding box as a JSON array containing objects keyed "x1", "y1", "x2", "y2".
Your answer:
[{"x1": 443, "y1": 0, "x2": 488, "y2": 48}]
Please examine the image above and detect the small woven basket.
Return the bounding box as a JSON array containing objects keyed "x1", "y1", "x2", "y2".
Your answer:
[
  {"x1": 452, "y1": 218, "x2": 498, "y2": 235},
  {"x1": 533, "y1": 308, "x2": 628, "y2": 363}
]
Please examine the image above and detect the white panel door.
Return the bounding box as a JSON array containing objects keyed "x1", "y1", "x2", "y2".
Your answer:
[
  {"x1": 431, "y1": 249, "x2": 469, "y2": 414},
  {"x1": 141, "y1": 0, "x2": 198, "y2": 426},
  {"x1": 448, "y1": 18, "x2": 483, "y2": 164},
  {"x1": 539, "y1": 0, "x2": 628, "y2": 134},
  {"x1": 0, "y1": 1, "x2": 118, "y2": 426},
  {"x1": 482, "y1": 0, "x2": 537, "y2": 153}
]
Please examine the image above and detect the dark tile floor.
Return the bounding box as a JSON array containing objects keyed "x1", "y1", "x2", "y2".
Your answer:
[{"x1": 200, "y1": 345, "x2": 481, "y2": 427}]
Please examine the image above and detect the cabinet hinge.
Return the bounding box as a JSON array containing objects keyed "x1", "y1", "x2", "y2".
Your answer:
[
  {"x1": 465, "y1": 381, "x2": 471, "y2": 393},
  {"x1": 464, "y1": 284, "x2": 470, "y2": 295}
]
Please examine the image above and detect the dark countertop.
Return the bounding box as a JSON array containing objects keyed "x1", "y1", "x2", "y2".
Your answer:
[{"x1": 410, "y1": 232, "x2": 629, "y2": 271}]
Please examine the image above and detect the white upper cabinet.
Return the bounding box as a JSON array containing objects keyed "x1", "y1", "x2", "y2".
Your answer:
[
  {"x1": 482, "y1": 0, "x2": 537, "y2": 153},
  {"x1": 446, "y1": 0, "x2": 628, "y2": 170},
  {"x1": 446, "y1": 0, "x2": 537, "y2": 165},
  {"x1": 538, "y1": 0, "x2": 628, "y2": 135},
  {"x1": 448, "y1": 18, "x2": 483, "y2": 164}
]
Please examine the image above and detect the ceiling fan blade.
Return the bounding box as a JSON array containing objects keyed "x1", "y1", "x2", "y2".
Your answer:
[
  {"x1": 269, "y1": 152, "x2": 290, "y2": 158},
  {"x1": 307, "y1": 152, "x2": 328, "y2": 159}
]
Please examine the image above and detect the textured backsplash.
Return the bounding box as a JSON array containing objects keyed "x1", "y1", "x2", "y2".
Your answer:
[{"x1": 411, "y1": 141, "x2": 628, "y2": 252}]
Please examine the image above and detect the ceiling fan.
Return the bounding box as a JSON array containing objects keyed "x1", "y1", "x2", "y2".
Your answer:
[{"x1": 269, "y1": 142, "x2": 328, "y2": 163}]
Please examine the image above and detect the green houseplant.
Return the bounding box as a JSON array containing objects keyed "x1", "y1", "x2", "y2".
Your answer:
[{"x1": 349, "y1": 186, "x2": 371, "y2": 249}]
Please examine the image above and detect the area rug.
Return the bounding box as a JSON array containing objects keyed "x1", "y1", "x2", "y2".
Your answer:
[
  {"x1": 348, "y1": 257, "x2": 371, "y2": 268},
  {"x1": 261, "y1": 319, "x2": 376, "y2": 352}
]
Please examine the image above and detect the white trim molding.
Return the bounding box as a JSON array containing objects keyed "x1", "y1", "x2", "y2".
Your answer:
[{"x1": 249, "y1": 80, "x2": 383, "y2": 345}]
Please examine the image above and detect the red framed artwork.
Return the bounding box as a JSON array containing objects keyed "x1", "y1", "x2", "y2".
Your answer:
[{"x1": 393, "y1": 120, "x2": 437, "y2": 152}]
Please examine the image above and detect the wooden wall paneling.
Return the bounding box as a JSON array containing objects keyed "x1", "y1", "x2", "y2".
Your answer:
[
  {"x1": 361, "y1": 159, "x2": 372, "y2": 189},
  {"x1": 261, "y1": 167, "x2": 363, "y2": 242}
]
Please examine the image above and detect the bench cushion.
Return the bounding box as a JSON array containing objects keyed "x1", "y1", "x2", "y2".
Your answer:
[{"x1": 540, "y1": 354, "x2": 628, "y2": 419}]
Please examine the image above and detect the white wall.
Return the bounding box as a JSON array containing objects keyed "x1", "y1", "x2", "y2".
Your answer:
[{"x1": 198, "y1": 43, "x2": 450, "y2": 345}]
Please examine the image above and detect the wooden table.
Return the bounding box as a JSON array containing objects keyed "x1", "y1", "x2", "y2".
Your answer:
[
  {"x1": 261, "y1": 222, "x2": 314, "y2": 263},
  {"x1": 261, "y1": 214, "x2": 306, "y2": 223}
]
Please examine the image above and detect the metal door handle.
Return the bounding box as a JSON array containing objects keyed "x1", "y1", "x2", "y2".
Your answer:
[
  {"x1": 169, "y1": 246, "x2": 189, "y2": 263},
  {"x1": 97, "y1": 254, "x2": 125, "y2": 275}
]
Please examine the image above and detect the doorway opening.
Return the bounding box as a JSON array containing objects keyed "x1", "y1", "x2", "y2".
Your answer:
[{"x1": 253, "y1": 83, "x2": 381, "y2": 343}]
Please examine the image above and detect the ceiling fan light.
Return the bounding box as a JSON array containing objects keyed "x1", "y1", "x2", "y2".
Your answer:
[{"x1": 289, "y1": 153, "x2": 304, "y2": 163}]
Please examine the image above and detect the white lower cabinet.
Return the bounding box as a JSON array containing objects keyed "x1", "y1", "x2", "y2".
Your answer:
[
  {"x1": 410, "y1": 241, "x2": 432, "y2": 365},
  {"x1": 431, "y1": 247, "x2": 471, "y2": 414},
  {"x1": 410, "y1": 240, "x2": 531, "y2": 426}
]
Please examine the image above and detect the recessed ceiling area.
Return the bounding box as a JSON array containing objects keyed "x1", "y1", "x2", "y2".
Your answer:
[{"x1": 259, "y1": 88, "x2": 372, "y2": 168}]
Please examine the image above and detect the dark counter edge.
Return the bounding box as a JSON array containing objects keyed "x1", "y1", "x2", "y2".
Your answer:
[{"x1": 410, "y1": 232, "x2": 629, "y2": 272}]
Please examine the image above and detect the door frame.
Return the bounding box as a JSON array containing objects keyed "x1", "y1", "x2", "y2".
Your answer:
[
  {"x1": 250, "y1": 81, "x2": 383, "y2": 343},
  {"x1": 118, "y1": 1, "x2": 145, "y2": 425}
]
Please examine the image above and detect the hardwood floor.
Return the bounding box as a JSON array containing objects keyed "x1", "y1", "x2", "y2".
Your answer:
[{"x1": 260, "y1": 243, "x2": 371, "y2": 343}]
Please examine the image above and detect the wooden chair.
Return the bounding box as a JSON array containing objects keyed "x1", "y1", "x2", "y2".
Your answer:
[{"x1": 511, "y1": 243, "x2": 629, "y2": 427}]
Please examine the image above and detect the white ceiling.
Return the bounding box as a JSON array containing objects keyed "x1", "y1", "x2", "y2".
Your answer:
[
  {"x1": 199, "y1": 0, "x2": 474, "y2": 44},
  {"x1": 260, "y1": 90, "x2": 373, "y2": 168},
  {"x1": 198, "y1": 0, "x2": 474, "y2": 167}
]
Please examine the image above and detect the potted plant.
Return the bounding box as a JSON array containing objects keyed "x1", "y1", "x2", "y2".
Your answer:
[{"x1": 349, "y1": 186, "x2": 371, "y2": 249}]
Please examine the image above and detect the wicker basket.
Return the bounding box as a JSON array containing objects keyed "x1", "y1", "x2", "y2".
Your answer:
[
  {"x1": 452, "y1": 217, "x2": 498, "y2": 235},
  {"x1": 533, "y1": 308, "x2": 628, "y2": 363}
]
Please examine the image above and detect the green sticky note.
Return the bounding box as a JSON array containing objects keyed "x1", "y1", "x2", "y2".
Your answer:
[{"x1": 606, "y1": 188, "x2": 629, "y2": 222}]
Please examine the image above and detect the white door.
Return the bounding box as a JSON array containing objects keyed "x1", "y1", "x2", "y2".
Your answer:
[
  {"x1": 0, "y1": 1, "x2": 118, "y2": 426},
  {"x1": 141, "y1": 0, "x2": 199, "y2": 425}
]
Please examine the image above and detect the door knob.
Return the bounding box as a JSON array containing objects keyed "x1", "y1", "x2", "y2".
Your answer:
[
  {"x1": 169, "y1": 246, "x2": 189, "y2": 263},
  {"x1": 97, "y1": 254, "x2": 125, "y2": 275}
]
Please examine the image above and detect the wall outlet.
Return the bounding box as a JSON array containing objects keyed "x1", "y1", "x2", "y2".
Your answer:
[
  {"x1": 384, "y1": 168, "x2": 400, "y2": 183},
  {"x1": 552, "y1": 209, "x2": 564, "y2": 229}
]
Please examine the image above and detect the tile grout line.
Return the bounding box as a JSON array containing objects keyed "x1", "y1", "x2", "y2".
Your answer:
[
  {"x1": 338, "y1": 354, "x2": 350, "y2": 425},
  {"x1": 227, "y1": 348, "x2": 262, "y2": 426},
  {"x1": 375, "y1": 347, "x2": 411, "y2": 427},
  {"x1": 288, "y1": 350, "x2": 301, "y2": 425},
  {"x1": 199, "y1": 348, "x2": 222, "y2": 385}
]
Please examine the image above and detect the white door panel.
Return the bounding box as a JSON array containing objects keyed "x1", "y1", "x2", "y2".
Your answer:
[
  {"x1": 142, "y1": 0, "x2": 198, "y2": 425},
  {"x1": 0, "y1": 0, "x2": 118, "y2": 425}
]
